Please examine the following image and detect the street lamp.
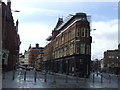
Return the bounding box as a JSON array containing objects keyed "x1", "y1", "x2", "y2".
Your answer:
[{"x1": 12, "y1": 10, "x2": 20, "y2": 12}]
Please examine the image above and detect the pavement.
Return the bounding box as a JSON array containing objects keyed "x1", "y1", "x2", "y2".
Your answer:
[{"x1": 2, "y1": 70, "x2": 120, "y2": 89}]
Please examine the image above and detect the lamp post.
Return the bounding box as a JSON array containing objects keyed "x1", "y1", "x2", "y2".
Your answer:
[{"x1": 91, "y1": 28, "x2": 96, "y2": 73}]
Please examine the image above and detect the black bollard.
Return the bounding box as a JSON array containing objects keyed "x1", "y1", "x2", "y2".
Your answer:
[
  {"x1": 12, "y1": 70, "x2": 15, "y2": 80},
  {"x1": 97, "y1": 72, "x2": 98, "y2": 76},
  {"x1": 34, "y1": 71, "x2": 37, "y2": 82},
  {"x1": 101, "y1": 74, "x2": 103, "y2": 83},
  {"x1": 44, "y1": 71, "x2": 47, "y2": 82},
  {"x1": 24, "y1": 71, "x2": 26, "y2": 81},
  {"x1": 93, "y1": 73, "x2": 95, "y2": 83}
]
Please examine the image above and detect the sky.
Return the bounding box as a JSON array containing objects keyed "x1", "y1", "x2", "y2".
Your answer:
[{"x1": 2, "y1": 0, "x2": 119, "y2": 60}]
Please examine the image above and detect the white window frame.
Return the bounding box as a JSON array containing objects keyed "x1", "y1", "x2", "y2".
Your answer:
[{"x1": 81, "y1": 27, "x2": 86, "y2": 37}]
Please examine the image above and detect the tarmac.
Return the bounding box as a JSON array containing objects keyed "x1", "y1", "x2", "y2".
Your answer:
[{"x1": 1, "y1": 70, "x2": 120, "y2": 90}]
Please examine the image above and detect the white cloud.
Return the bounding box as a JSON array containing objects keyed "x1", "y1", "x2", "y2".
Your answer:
[
  {"x1": 91, "y1": 19, "x2": 118, "y2": 60},
  {"x1": 18, "y1": 23, "x2": 52, "y2": 53}
]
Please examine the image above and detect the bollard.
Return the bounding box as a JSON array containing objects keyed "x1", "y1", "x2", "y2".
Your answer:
[
  {"x1": 109, "y1": 74, "x2": 111, "y2": 83},
  {"x1": 12, "y1": 70, "x2": 15, "y2": 80},
  {"x1": 101, "y1": 74, "x2": 103, "y2": 83},
  {"x1": 93, "y1": 73, "x2": 95, "y2": 83},
  {"x1": 24, "y1": 71, "x2": 26, "y2": 81},
  {"x1": 44, "y1": 71, "x2": 47, "y2": 82},
  {"x1": 96, "y1": 72, "x2": 98, "y2": 76},
  {"x1": 34, "y1": 71, "x2": 37, "y2": 82}
]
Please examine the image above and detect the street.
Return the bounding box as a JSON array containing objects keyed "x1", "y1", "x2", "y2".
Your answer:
[{"x1": 2, "y1": 70, "x2": 120, "y2": 89}]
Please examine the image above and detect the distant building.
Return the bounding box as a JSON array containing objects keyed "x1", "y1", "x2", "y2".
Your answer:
[
  {"x1": 19, "y1": 51, "x2": 29, "y2": 66},
  {"x1": 23, "y1": 50, "x2": 29, "y2": 66},
  {"x1": 92, "y1": 59, "x2": 101, "y2": 72},
  {"x1": 19, "y1": 53, "x2": 24, "y2": 65},
  {"x1": 28, "y1": 43, "x2": 44, "y2": 68},
  {"x1": 44, "y1": 13, "x2": 92, "y2": 78},
  {"x1": 103, "y1": 49, "x2": 120, "y2": 74},
  {"x1": 36, "y1": 50, "x2": 44, "y2": 69},
  {"x1": 1, "y1": 1, "x2": 21, "y2": 71}
]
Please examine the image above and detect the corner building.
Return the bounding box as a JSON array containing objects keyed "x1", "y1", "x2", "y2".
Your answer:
[{"x1": 44, "y1": 13, "x2": 92, "y2": 78}]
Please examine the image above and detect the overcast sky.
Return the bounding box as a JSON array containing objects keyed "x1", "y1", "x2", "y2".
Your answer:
[{"x1": 2, "y1": 0, "x2": 119, "y2": 60}]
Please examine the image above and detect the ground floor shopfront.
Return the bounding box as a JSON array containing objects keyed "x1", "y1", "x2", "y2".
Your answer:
[{"x1": 43, "y1": 54, "x2": 91, "y2": 78}]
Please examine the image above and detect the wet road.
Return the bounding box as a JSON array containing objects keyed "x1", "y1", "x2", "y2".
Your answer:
[{"x1": 2, "y1": 70, "x2": 120, "y2": 89}]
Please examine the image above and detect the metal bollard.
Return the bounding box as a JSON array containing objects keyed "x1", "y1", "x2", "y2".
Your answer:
[
  {"x1": 96, "y1": 72, "x2": 98, "y2": 76},
  {"x1": 44, "y1": 72, "x2": 47, "y2": 82},
  {"x1": 109, "y1": 74, "x2": 111, "y2": 83},
  {"x1": 24, "y1": 71, "x2": 26, "y2": 81},
  {"x1": 34, "y1": 71, "x2": 37, "y2": 82},
  {"x1": 93, "y1": 73, "x2": 95, "y2": 83},
  {"x1": 12, "y1": 70, "x2": 15, "y2": 80},
  {"x1": 101, "y1": 74, "x2": 103, "y2": 83}
]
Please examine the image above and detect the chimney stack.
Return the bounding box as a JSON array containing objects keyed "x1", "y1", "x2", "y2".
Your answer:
[
  {"x1": 7, "y1": 0, "x2": 11, "y2": 10},
  {"x1": 36, "y1": 43, "x2": 39, "y2": 48}
]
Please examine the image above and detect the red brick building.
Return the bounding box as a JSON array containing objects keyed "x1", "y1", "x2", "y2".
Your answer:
[
  {"x1": 2, "y1": 1, "x2": 21, "y2": 71},
  {"x1": 103, "y1": 49, "x2": 120, "y2": 74},
  {"x1": 28, "y1": 44, "x2": 44, "y2": 69},
  {"x1": 44, "y1": 13, "x2": 92, "y2": 78}
]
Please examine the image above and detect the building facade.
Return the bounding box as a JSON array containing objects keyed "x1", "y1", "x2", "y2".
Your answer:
[
  {"x1": 28, "y1": 44, "x2": 44, "y2": 69},
  {"x1": 36, "y1": 50, "x2": 44, "y2": 70},
  {"x1": 19, "y1": 52, "x2": 29, "y2": 66},
  {"x1": 2, "y1": 1, "x2": 21, "y2": 71},
  {"x1": 44, "y1": 13, "x2": 92, "y2": 77},
  {"x1": 103, "y1": 49, "x2": 120, "y2": 74}
]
